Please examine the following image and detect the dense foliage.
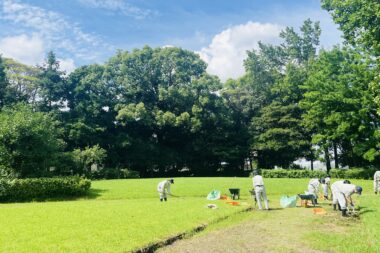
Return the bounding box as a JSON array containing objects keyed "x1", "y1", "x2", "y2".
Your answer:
[
  {"x1": 0, "y1": 104, "x2": 65, "y2": 178},
  {"x1": 0, "y1": 177, "x2": 91, "y2": 202},
  {"x1": 0, "y1": 1, "x2": 379, "y2": 177}
]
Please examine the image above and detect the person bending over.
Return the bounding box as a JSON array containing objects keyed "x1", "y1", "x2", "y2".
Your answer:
[{"x1": 157, "y1": 178, "x2": 174, "y2": 202}]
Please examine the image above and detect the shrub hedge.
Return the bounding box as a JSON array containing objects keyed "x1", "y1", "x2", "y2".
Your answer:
[
  {"x1": 262, "y1": 168, "x2": 378, "y2": 179},
  {"x1": 0, "y1": 177, "x2": 91, "y2": 202},
  {"x1": 262, "y1": 169, "x2": 326, "y2": 178},
  {"x1": 328, "y1": 168, "x2": 378, "y2": 180}
]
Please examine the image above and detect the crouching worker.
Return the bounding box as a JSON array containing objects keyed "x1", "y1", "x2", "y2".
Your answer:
[
  {"x1": 374, "y1": 171, "x2": 380, "y2": 194},
  {"x1": 252, "y1": 170, "x2": 269, "y2": 210},
  {"x1": 308, "y1": 178, "x2": 323, "y2": 204},
  {"x1": 331, "y1": 180, "x2": 362, "y2": 217},
  {"x1": 157, "y1": 178, "x2": 174, "y2": 202}
]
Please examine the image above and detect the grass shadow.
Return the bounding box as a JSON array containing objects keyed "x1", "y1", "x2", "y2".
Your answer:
[
  {"x1": 267, "y1": 207, "x2": 283, "y2": 211},
  {"x1": 84, "y1": 188, "x2": 108, "y2": 199},
  {"x1": 0, "y1": 188, "x2": 108, "y2": 204},
  {"x1": 49, "y1": 188, "x2": 109, "y2": 201},
  {"x1": 357, "y1": 206, "x2": 375, "y2": 215}
]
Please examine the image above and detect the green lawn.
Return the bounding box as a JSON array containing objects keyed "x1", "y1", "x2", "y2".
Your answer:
[{"x1": 0, "y1": 178, "x2": 378, "y2": 253}]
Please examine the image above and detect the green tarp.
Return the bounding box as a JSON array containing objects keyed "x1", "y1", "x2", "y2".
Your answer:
[
  {"x1": 280, "y1": 195, "x2": 297, "y2": 208},
  {"x1": 207, "y1": 190, "x2": 221, "y2": 200}
]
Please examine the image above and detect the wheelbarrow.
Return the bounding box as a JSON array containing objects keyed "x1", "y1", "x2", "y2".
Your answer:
[
  {"x1": 229, "y1": 188, "x2": 240, "y2": 200},
  {"x1": 298, "y1": 194, "x2": 316, "y2": 207}
]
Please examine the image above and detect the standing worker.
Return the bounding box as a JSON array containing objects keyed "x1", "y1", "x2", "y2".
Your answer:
[
  {"x1": 308, "y1": 178, "x2": 322, "y2": 204},
  {"x1": 331, "y1": 180, "x2": 362, "y2": 216},
  {"x1": 157, "y1": 178, "x2": 174, "y2": 202},
  {"x1": 322, "y1": 175, "x2": 331, "y2": 200},
  {"x1": 252, "y1": 170, "x2": 269, "y2": 210},
  {"x1": 374, "y1": 171, "x2": 380, "y2": 194}
]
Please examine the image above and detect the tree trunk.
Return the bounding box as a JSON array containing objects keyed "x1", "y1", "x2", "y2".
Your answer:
[
  {"x1": 333, "y1": 143, "x2": 339, "y2": 169},
  {"x1": 249, "y1": 157, "x2": 254, "y2": 170},
  {"x1": 310, "y1": 158, "x2": 314, "y2": 171},
  {"x1": 324, "y1": 146, "x2": 331, "y2": 173}
]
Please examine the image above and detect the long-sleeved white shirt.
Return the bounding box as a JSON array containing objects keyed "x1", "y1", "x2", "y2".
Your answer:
[
  {"x1": 157, "y1": 180, "x2": 171, "y2": 194},
  {"x1": 309, "y1": 178, "x2": 320, "y2": 188},
  {"x1": 374, "y1": 171, "x2": 380, "y2": 181},
  {"x1": 338, "y1": 184, "x2": 356, "y2": 197},
  {"x1": 253, "y1": 175, "x2": 264, "y2": 187}
]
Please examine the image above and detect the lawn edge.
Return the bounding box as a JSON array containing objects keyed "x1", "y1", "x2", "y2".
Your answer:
[{"x1": 130, "y1": 206, "x2": 253, "y2": 253}]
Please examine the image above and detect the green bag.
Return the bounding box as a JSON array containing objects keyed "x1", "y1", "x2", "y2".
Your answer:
[
  {"x1": 207, "y1": 190, "x2": 221, "y2": 200},
  {"x1": 280, "y1": 195, "x2": 297, "y2": 208}
]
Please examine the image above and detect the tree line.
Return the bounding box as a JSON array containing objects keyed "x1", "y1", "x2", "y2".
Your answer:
[{"x1": 0, "y1": 0, "x2": 379, "y2": 178}]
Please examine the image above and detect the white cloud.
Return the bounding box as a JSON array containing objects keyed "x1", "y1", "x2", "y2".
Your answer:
[
  {"x1": 58, "y1": 58, "x2": 76, "y2": 74},
  {"x1": 0, "y1": 0, "x2": 111, "y2": 64},
  {"x1": 197, "y1": 22, "x2": 283, "y2": 82},
  {"x1": 78, "y1": 0, "x2": 152, "y2": 19},
  {"x1": 0, "y1": 34, "x2": 44, "y2": 65}
]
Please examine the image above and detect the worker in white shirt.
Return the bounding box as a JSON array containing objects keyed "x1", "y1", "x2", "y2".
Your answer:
[
  {"x1": 322, "y1": 176, "x2": 331, "y2": 200},
  {"x1": 252, "y1": 170, "x2": 269, "y2": 210},
  {"x1": 307, "y1": 178, "x2": 322, "y2": 204},
  {"x1": 374, "y1": 171, "x2": 380, "y2": 194},
  {"x1": 331, "y1": 180, "x2": 362, "y2": 216},
  {"x1": 331, "y1": 180, "x2": 345, "y2": 211},
  {"x1": 157, "y1": 178, "x2": 174, "y2": 202}
]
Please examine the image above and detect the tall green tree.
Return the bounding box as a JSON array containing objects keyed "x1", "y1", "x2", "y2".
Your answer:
[
  {"x1": 321, "y1": 0, "x2": 380, "y2": 117},
  {"x1": 37, "y1": 51, "x2": 67, "y2": 111},
  {"x1": 240, "y1": 19, "x2": 321, "y2": 168},
  {"x1": 65, "y1": 64, "x2": 117, "y2": 149},
  {"x1": 0, "y1": 55, "x2": 7, "y2": 108},
  {"x1": 251, "y1": 64, "x2": 311, "y2": 168},
  {"x1": 280, "y1": 18, "x2": 321, "y2": 64},
  {"x1": 106, "y1": 46, "x2": 245, "y2": 176},
  {"x1": 4, "y1": 58, "x2": 40, "y2": 105},
  {"x1": 322, "y1": 0, "x2": 380, "y2": 54},
  {"x1": 0, "y1": 104, "x2": 65, "y2": 178},
  {"x1": 301, "y1": 47, "x2": 379, "y2": 168}
]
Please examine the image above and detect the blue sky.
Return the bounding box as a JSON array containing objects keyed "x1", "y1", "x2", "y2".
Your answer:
[{"x1": 0, "y1": 0, "x2": 342, "y2": 80}]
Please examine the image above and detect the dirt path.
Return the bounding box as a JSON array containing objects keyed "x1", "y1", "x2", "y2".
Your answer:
[{"x1": 157, "y1": 207, "x2": 337, "y2": 253}]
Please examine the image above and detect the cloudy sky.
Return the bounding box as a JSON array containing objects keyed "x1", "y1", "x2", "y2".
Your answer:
[{"x1": 0, "y1": 0, "x2": 342, "y2": 80}]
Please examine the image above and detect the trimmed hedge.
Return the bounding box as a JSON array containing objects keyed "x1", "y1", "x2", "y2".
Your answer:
[
  {"x1": 0, "y1": 177, "x2": 91, "y2": 202},
  {"x1": 262, "y1": 168, "x2": 378, "y2": 179},
  {"x1": 262, "y1": 169, "x2": 326, "y2": 178},
  {"x1": 329, "y1": 168, "x2": 377, "y2": 180}
]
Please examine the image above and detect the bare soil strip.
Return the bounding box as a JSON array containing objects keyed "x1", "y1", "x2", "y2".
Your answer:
[
  {"x1": 131, "y1": 207, "x2": 253, "y2": 253},
  {"x1": 157, "y1": 207, "x2": 337, "y2": 253}
]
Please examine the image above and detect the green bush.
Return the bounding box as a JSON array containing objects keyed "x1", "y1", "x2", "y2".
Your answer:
[
  {"x1": 0, "y1": 177, "x2": 91, "y2": 202},
  {"x1": 329, "y1": 168, "x2": 378, "y2": 180},
  {"x1": 0, "y1": 104, "x2": 65, "y2": 178},
  {"x1": 261, "y1": 168, "x2": 378, "y2": 179},
  {"x1": 262, "y1": 169, "x2": 327, "y2": 179}
]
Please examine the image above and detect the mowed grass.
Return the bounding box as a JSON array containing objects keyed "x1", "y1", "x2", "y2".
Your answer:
[
  {"x1": 0, "y1": 177, "x2": 378, "y2": 253},
  {"x1": 309, "y1": 179, "x2": 380, "y2": 253},
  {"x1": 0, "y1": 177, "x2": 256, "y2": 253}
]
